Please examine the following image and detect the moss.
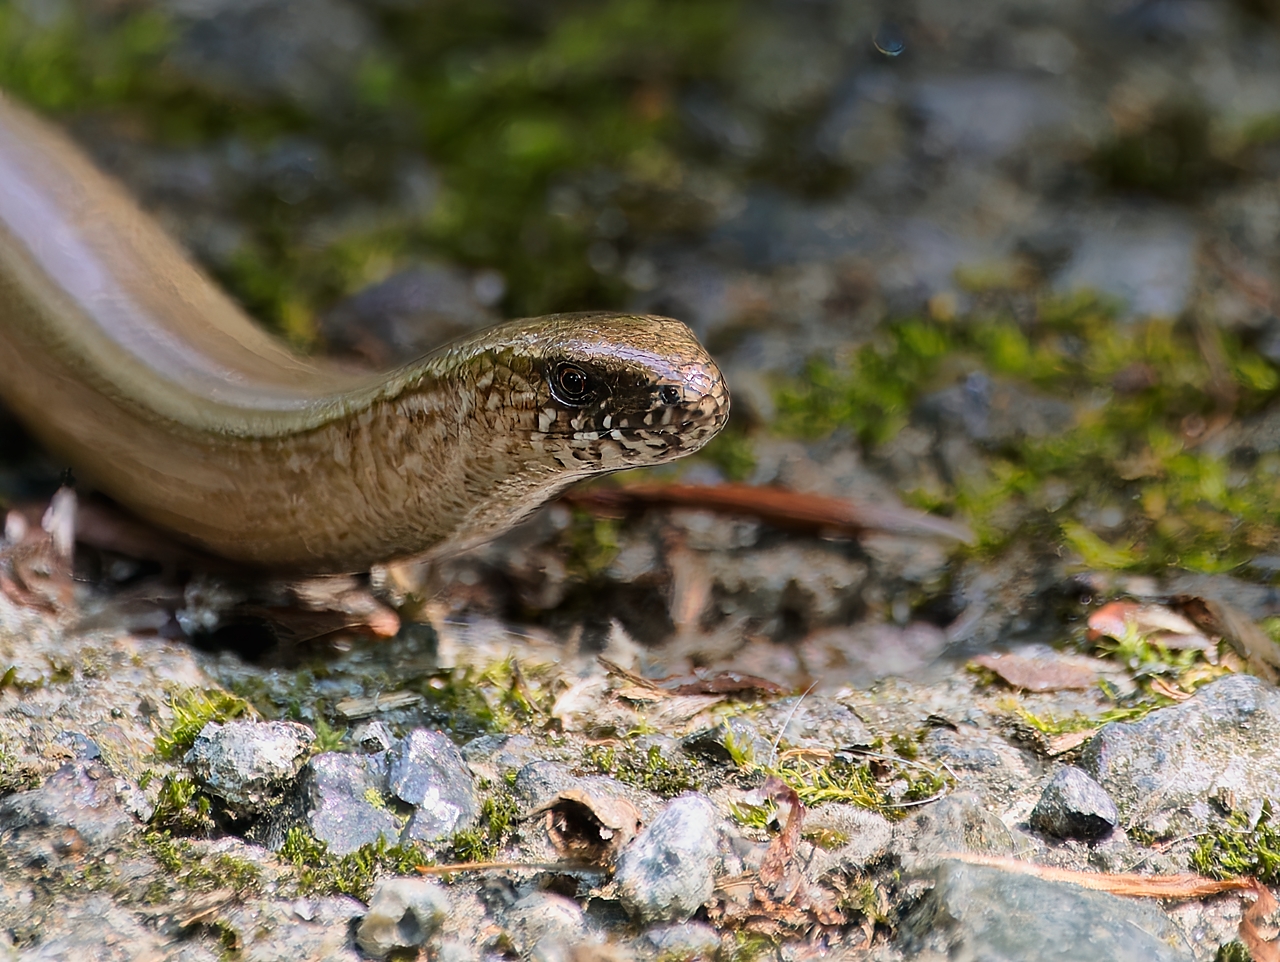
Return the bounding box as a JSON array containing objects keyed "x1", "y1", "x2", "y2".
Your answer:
[
  {"x1": 0, "y1": 742, "x2": 40, "y2": 794},
  {"x1": 1, "y1": 0, "x2": 750, "y2": 343},
  {"x1": 310, "y1": 716, "x2": 348, "y2": 754},
  {"x1": 1191, "y1": 800, "x2": 1280, "y2": 884},
  {"x1": 142, "y1": 832, "x2": 264, "y2": 898},
  {"x1": 448, "y1": 788, "x2": 520, "y2": 863},
  {"x1": 154, "y1": 688, "x2": 254, "y2": 761},
  {"x1": 279, "y1": 827, "x2": 427, "y2": 901},
  {"x1": 729, "y1": 749, "x2": 949, "y2": 821},
  {"x1": 584, "y1": 742, "x2": 702, "y2": 797},
  {"x1": 775, "y1": 301, "x2": 1280, "y2": 574},
  {"x1": 1216, "y1": 942, "x2": 1253, "y2": 962},
  {"x1": 148, "y1": 774, "x2": 215, "y2": 836}
]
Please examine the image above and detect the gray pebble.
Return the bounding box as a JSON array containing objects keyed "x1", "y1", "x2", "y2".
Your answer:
[
  {"x1": 297, "y1": 752, "x2": 399, "y2": 856},
  {"x1": 185, "y1": 719, "x2": 314, "y2": 816},
  {"x1": 1030, "y1": 766, "x2": 1119, "y2": 841},
  {"x1": 388, "y1": 729, "x2": 480, "y2": 842},
  {"x1": 616, "y1": 793, "x2": 724, "y2": 922},
  {"x1": 902, "y1": 860, "x2": 1193, "y2": 961},
  {"x1": 356, "y1": 878, "x2": 451, "y2": 959}
]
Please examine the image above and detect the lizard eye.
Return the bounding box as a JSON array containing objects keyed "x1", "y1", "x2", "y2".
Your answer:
[
  {"x1": 549, "y1": 362, "x2": 599, "y2": 406},
  {"x1": 659, "y1": 385, "x2": 682, "y2": 405}
]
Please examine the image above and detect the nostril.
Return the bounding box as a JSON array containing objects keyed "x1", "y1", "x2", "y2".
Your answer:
[{"x1": 659, "y1": 386, "x2": 681, "y2": 405}]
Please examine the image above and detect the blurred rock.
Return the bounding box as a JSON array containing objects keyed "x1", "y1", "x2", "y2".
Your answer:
[
  {"x1": 1053, "y1": 208, "x2": 1198, "y2": 318},
  {"x1": 320, "y1": 262, "x2": 501, "y2": 367},
  {"x1": 356, "y1": 878, "x2": 451, "y2": 959}
]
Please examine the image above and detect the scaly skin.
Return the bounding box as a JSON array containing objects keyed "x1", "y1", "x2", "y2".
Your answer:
[{"x1": 0, "y1": 94, "x2": 729, "y2": 572}]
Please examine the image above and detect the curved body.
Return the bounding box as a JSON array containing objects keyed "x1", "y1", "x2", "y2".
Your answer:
[{"x1": 0, "y1": 95, "x2": 729, "y2": 572}]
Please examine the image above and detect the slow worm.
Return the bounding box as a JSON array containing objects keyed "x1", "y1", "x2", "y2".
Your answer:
[{"x1": 0, "y1": 94, "x2": 729, "y2": 572}]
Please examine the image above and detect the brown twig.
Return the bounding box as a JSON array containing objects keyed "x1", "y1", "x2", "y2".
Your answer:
[{"x1": 564, "y1": 483, "x2": 974, "y2": 543}]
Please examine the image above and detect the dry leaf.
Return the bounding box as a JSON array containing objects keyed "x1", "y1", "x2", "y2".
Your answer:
[{"x1": 971, "y1": 652, "x2": 1100, "y2": 692}]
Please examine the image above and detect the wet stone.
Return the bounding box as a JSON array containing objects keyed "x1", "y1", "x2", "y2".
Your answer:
[
  {"x1": 616, "y1": 793, "x2": 725, "y2": 923},
  {"x1": 1081, "y1": 674, "x2": 1280, "y2": 835},
  {"x1": 355, "y1": 878, "x2": 451, "y2": 959},
  {"x1": 901, "y1": 860, "x2": 1194, "y2": 961},
  {"x1": 388, "y1": 729, "x2": 480, "y2": 843},
  {"x1": 185, "y1": 719, "x2": 314, "y2": 817},
  {"x1": 1030, "y1": 766, "x2": 1119, "y2": 841},
  {"x1": 297, "y1": 752, "x2": 399, "y2": 856}
]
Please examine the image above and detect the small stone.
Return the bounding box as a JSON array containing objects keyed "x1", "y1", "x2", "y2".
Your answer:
[
  {"x1": 297, "y1": 752, "x2": 400, "y2": 856},
  {"x1": 902, "y1": 860, "x2": 1193, "y2": 961},
  {"x1": 1030, "y1": 767, "x2": 1119, "y2": 841},
  {"x1": 352, "y1": 720, "x2": 394, "y2": 754},
  {"x1": 616, "y1": 793, "x2": 724, "y2": 922},
  {"x1": 356, "y1": 878, "x2": 451, "y2": 959},
  {"x1": 53, "y1": 731, "x2": 100, "y2": 761},
  {"x1": 803, "y1": 803, "x2": 894, "y2": 874},
  {"x1": 501, "y1": 891, "x2": 592, "y2": 961},
  {"x1": 642, "y1": 921, "x2": 722, "y2": 956},
  {"x1": 681, "y1": 717, "x2": 773, "y2": 767},
  {"x1": 388, "y1": 729, "x2": 480, "y2": 842},
  {"x1": 185, "y1": 720, "x2": 314, "y2": 816}
]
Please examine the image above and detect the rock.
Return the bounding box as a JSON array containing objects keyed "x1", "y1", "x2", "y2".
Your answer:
[
  {"x1": 500, "y1": 891, "x2": 592, "y2": 961},
  {"x1": 681, "y1": 717, "x2": 773, "y2": 767},
  {"x1": 320, "y1": 262, "x2": 499, "y2": 367},
  {"x1": 901, "y1": 860, "x2": 1194, "y2": 961},
  {"x1": 388, "y1": 729, "x2": 480, "y2": 843},
  {"x1": 1030, "y1": 767, "x2": 1119, "y2": 841},
  {"x1": 351, "y1": 720, "x2": 394, "y2": 754},
  {"x1": 297, "y1": 752, "x2": 400, "y2": 856},
  {"x1": 753, "y1": 696, "x2": 873, "y2": 753},
  {"x1": 1053, "y1": 207, "x2": 1198, "y2": 318},
  {"x1": 0, "y1": 762, "x2": 137, "y2": 861},
  {"x1": 616, "y1": 794, "x2": 725, "y2": 922},
  {"x1": 803, "y1": 803, "x2": 894, "y2": 875},
  {"x1": 641, "y1": 921, "x2": 722, "y2": 957},
  {"x1": 355, "y1": 878, "x2": 451, "y2": 959},
  {"x1": 895, "y1": 792, "x2": 1015, "y2": 874},
  {"x1": 216, "y1": 895, "x2": 366, "y2": 961},
  {"x1": 184, "y1": 720, "x2": 314, "y2": 816},
  {"x1": 5, "y1": 894, "x2": 195, "y2": 962},
  {"x1": 52, "y1": 731, "x2": 100, "y2": 761},
  {"x1": 1081, "y1": 674, "x2": 1280, "y2": 835}
]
